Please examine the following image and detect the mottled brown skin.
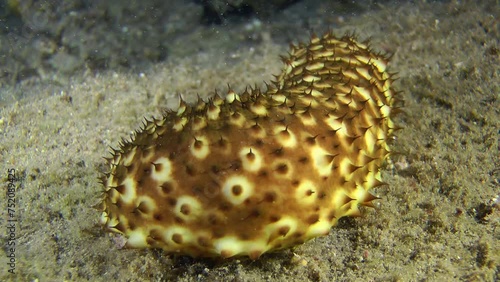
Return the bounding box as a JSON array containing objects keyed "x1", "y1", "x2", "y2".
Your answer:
[{"x1": 99, "y1": 32, "x2": 400, "y2": 259}]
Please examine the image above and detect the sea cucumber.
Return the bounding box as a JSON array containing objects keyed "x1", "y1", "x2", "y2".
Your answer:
[{"x1": 99, "y1": 32, "x2": 400, "y2": 259}]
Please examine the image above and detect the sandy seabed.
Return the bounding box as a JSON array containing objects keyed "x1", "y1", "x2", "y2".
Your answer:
[{"x1": 0, "y1": 1, "x2": 498, "y2": 281}]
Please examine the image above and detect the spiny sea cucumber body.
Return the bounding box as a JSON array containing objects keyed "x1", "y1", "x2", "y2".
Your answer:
[{"x1": 99, "y1": 32, "x2": 400, "y2": 259}]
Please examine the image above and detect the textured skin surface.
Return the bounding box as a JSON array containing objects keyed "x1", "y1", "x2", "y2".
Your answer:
[{"x1": 99, "y1": 32, "x2": 399, "y2": 259}]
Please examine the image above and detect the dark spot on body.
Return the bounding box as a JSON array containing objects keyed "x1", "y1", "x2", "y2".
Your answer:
[
  {"x1": 186, "y1": 165, "x2": 196, "y2": 176},
  {"x1": 125, "y1": 164, "x2": 135, "y2": 173},
  {"x1": 230, "y1": 112, "x2": 242, "y2": 121},
  {"x1": 137, "y1": 201, "x2": 150, "y2": 213},
  {"x1": 278, "y1": 226, "x2": 290, "y2": 236},
  {"x1": 198, "y1": 236, "x2": 210, "y2": 247},
  {"x1": 160, "y1": 182, "x2": 173, "y2": 194},
  {"x1": 167, "y1": 197, "x2": 177, "y2": 206},
  {"x1": 307, "y1": 214, "x2": 319, "y2": 224},
  {"x1": 255, "y1": 139, "x2": 264, "y2": 147},
  {"x1": 114, "y1": 222, "x2": 126, "y2": 233},
  {"x1": 115, "y1": 185, "x2": 126, "y2": 194},
  {"x1": 250, "y1": 124, "x2": 263, "y2": 135},
  {"x1": 305, "y1": 136, "x2": 317, "y2": 145},
  {"x1": 211, "y1": 165, "x2": 220, "y2": 174},
  {"x1": 219, "y1": 202, "x2": 232, "y2": 211},
  {"x1": 232, "y1": 185, "x2": 242, "y2": 195},
  {"x1": 299, "y1": 156, "x2": 308, "y2": 164},
  {"x1": 293, "y1": 231, "x2": 304, "y2": 238},
  {"x1": 246, "y1": 150, "x2": 255, "y2": 161},
  {"x1": 194, "y1": 139, "x2": 203, "y2": 149},
  {"x1": 264, "y1": 192, "x2": 277, "y2": 202},
  {"x1": 271, "y1": 147, "x2": 284, "y2": 156},
  {"x1": 213, "y1": 229, "x2": 224, "y2": 238},
  {"x1": 270, "y1": 215, "x2": 280, "y2": 222},
  {"x1": 325, "y1": 154, "x2": 338, "y2": 164},
  {"x1": 149, "y1": 229, "x2": 162, "y2": 241},
  {"x1": 217, "y1": 138, "x2": 228, "y2": 148},
  {"x1": 193, "y1": 117, "x2": 204, "y2": 127},
  {"x1": 275, "y1": 163, "x2": 288, "y2": 174},
  {"x1": 151, "y1": 162, "x2": 162, "y2": 172},
  {"x1": 136, "y1": 178, "x2": 144, "y2": 186},
  {"x1": 180, "y1": 204, "x2": 191, "y2": 215},
  {"x1": 249, "y1": 209, "x2": 260, "y2": 218},
  {"x1": 172, "y1": 233, "x2": 183, "y2": 244},
  {"x1": 279, "y1": 129, "x2": 290, "y2": 138},
  {"x1": 169, "y1": 151, "x2": 177, "y2": 160},
  {"x1": 229, "y1": 160, "x2": 241, "y2": 171},
  {"x1": 191, "y1": 185, "x2": 204, "y2": 196},
  {"x1": 146, "y1": 237, "x2": 156, "y2": 245},
  {"x1": 328, "y1": 210, "x2": 336, "y2": 221}
]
